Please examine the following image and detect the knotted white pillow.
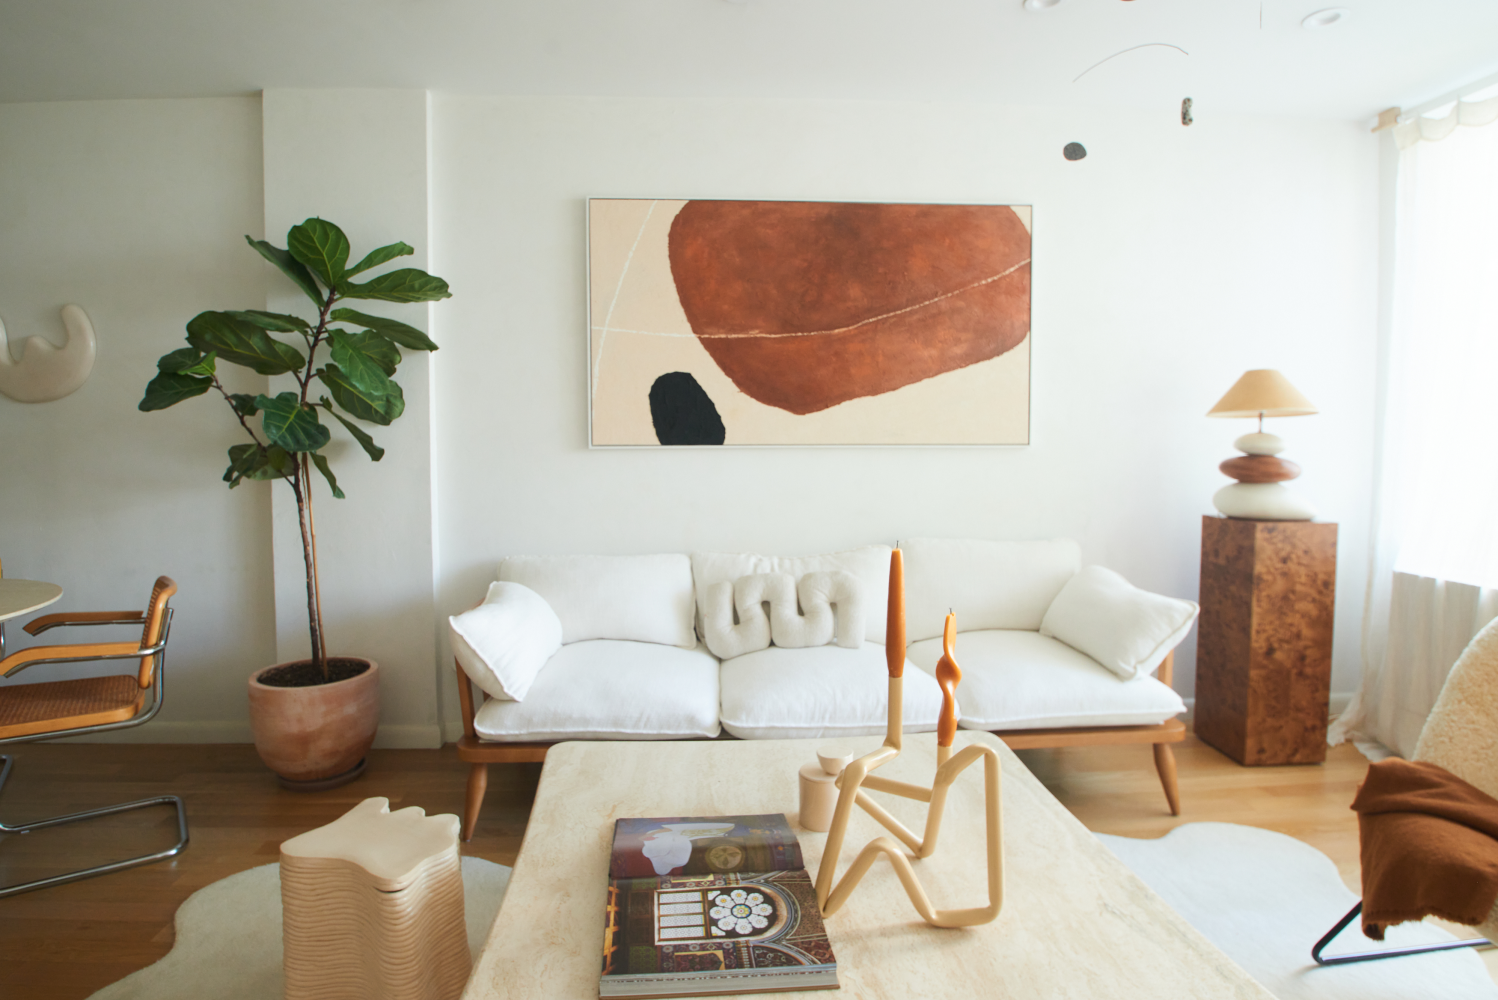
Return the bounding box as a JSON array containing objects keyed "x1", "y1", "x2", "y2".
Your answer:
[
  {"x1": 701, "y1": 573, "x2": 791, "y2": 659},
  {"x1": 701, "y1": 571, "x2": 865, "y2": 659},
  {"x1": 449, "y1": 581, "x2": 564, "y2": 701}
]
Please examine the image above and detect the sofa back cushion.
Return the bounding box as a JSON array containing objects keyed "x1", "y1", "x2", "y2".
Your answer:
[
  {"x1": 901, "y1": 537, "x2": 1081, "y2": 641},
  {"x1": 691, "y1": 546, "x2": 893, "y2": 643},
  {"x1": 498, "y1": 553, "x2": 697, "y2": 648}
]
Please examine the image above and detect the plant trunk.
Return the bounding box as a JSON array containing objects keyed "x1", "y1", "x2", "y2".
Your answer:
[{"x1": 293, "y1": 463, "x2": 327, "y2": 678}]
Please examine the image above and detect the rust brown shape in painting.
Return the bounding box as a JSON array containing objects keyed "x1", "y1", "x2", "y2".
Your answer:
[{"x1": 667, "y1": 201, "x2": 1031, "y2": 415}]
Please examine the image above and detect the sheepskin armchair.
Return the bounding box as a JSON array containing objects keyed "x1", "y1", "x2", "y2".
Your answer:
[{"x1": 1413, "y1": 614, "x2": 1498, "y2": 940}]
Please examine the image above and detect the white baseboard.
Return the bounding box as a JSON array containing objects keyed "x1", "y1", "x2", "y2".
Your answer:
[{"x1": 50, "y1": 721, "x2": 442, "y2": 747}]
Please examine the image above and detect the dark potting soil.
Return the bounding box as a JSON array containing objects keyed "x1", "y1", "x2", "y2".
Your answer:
[{"x1": 258, "y1": 658, "x2": 370, "y2": 688}]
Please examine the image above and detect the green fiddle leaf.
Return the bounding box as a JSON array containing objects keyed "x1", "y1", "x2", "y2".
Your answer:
[
  {"x1": 245, "y1": 236, "x2": 323, "y2": 306},
  {"x1": 309, "y1": 452, "x2": 346, "y2": 499},
  {"x1": 255, "y1": 392, "x2": 331, "y2": 452},
  {"x1": 157, "y1": 347, "x2": 204, "y2": 373},
  {"x1": 225, "y1": 310, "x2": 310, "y2": 333},
  {"x1": 328, "y1": 329, "x2": 395, "y2": 397},
  {"x1": 139, "y1": 370, "x2": 212, "y2": 411},
  {"x1": 223, "y1": 442, "x2": 264, "y2": 486},
  {"x1": 287, "y1": 218, "x2": 351, "y2": 289},
  {"x1": 228, "y1": 393, "x2": 260, "y2": 417},
  {"x1": 317, "y1": 363, "x2": 405, "y2": 425},
  {"x1": 346, "y1": 241, "x2": 414, "y2": 277},
  {"x1": 339, "y1": 268, "x2": 451, "y2": 303},
  {"x1": 187, "y1": 312, "x2": 305, "y2": 376},
  {"x1": 319, "y1": 397, "x2": 385, "y2": 461},
  {"x1": 176, "y1": 351, "x2": 218, "y2": 377},
  {"x1": 328, "y1": 308, "x2": 437, "y2": 351},
  {"x1": 345, "y1": 331, "x2": 400, "y2": 374}
]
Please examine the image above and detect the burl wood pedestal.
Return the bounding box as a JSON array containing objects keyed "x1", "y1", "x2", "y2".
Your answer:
[{"x1": 1195, "y1": 516, "x2": 1337, "y2": 766}]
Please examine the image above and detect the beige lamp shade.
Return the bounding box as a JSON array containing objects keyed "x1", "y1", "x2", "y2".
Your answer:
[{"x1": 1206, "y1": 370, "x2": 1318, "y2": 418}]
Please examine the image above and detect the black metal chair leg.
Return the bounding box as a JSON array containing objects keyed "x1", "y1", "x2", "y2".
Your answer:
[
  {"x1": 1313, "y1": 900, "x2": 1493, "y2": 965},
  {"x1": 0, "y1": 754, "x2": 190, "y2": 899}
]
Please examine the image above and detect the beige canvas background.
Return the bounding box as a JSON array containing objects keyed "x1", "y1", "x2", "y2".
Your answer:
[{"x1": 588, "y1": 198, "x2": 1031, "y2": 446}]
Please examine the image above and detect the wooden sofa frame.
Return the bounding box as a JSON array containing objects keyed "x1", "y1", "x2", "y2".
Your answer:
[{"x1": 453, "y1": 651, "x2": 1183, "y2": 842}]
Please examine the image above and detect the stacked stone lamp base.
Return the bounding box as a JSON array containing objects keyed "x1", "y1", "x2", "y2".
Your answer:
[
  {"x1": 280, "y1": 797, "x2": 471, "y2": 1000},
  {"x1": 1212, "y1": 431, "x2": 1316, "y2": 521}
]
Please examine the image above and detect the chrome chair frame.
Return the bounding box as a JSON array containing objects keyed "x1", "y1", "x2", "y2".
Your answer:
[{"x1": 0, "y1": 608, "x2": 189, "y2": 899}]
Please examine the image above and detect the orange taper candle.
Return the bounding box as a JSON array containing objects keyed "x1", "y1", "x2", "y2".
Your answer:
[
  {"x1": 935, "y1": 611, "x2": 962, "y2": 749},
  {"x1": 886, "y1": 547, "x2": 905, "y2": 678}
]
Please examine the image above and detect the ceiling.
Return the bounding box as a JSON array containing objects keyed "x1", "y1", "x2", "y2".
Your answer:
[{"x1": 1, "y1": 0, "x2": 1495, "y2": 120}]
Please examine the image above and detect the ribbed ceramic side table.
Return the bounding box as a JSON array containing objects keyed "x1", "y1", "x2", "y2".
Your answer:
[{"x1": 280, "y1": 797, "x2": 471, "y2": 1000}]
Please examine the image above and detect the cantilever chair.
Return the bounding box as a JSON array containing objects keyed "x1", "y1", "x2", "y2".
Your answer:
[
  {"x1": 0, "y1": 575, "x2": 188, "y2": 898},
  {"x1": 1313, "y1": 615, "x2": 1498, "y2": 965}
]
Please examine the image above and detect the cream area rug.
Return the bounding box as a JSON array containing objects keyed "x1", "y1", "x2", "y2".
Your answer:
[
  {"x1": 1099, "y1": 823, "x2": 1498, "y2": 1000},
  {"x1": 87, "y1": 857, "x2": 510, "y2": 1000}
]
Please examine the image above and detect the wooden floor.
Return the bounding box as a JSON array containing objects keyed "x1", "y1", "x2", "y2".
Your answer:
[{"x1": 0, "y1": 735, "x2": 1482, "y2": 998}]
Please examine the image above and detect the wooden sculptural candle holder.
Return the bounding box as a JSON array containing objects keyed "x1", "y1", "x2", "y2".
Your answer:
[{"x1": 813, "y1": 547, "x2": 1004, "y2": 929}]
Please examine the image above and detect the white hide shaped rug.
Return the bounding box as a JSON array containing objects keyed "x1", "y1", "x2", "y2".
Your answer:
[
  {"x1": 87, "y1": 857, "x2": 510, "y2": 1000},
  {"x1": 1099, "y1": 822, "x2": 1498, "y2": 1000}
]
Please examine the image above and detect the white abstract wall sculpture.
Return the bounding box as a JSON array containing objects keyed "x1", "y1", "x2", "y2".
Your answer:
[{"x1": 0, "y1": 304, "x2": 96, "y2": 402}]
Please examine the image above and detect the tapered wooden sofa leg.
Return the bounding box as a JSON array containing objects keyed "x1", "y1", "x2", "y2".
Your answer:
[
  {"x1": 1153, "y1": 743, "x2": 1181, "y2": 816},
  {"x1": 463, "y1": 763, "x2": 488, "y2": 842}
]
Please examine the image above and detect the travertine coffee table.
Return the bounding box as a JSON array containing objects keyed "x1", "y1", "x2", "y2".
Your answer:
[{"x1": 462, "y1": 732, "x2": 1272, "y2": 1000}]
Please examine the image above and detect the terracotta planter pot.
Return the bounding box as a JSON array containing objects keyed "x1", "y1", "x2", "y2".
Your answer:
[{"x1": 248, "y1": 658, "x2": 379, "y2": 790}]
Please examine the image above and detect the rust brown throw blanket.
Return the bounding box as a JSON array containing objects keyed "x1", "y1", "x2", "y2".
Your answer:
[{"x1": 1352, "y1": 757, "x2": 1498, "y2": 939}]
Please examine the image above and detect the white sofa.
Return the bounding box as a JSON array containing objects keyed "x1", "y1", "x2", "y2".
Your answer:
[{"x1": 450, "y1": 539, "x2": 1197, "y2": 840}]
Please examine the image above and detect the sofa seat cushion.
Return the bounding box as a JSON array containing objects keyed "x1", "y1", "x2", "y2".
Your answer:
[
  {"x1": 907, "y1": 630, "x2": 1185, "y2": 731},
  {"x1": 473, "y1": 639, "x2": 721, "y2": 742},
  {"x1": 719, "y1": 643, "x2": 943, "y2": 740}
]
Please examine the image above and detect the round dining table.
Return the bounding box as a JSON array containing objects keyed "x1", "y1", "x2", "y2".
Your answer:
[{"x1": 0, "y1": 579, "x2": 63, "y2": 623}]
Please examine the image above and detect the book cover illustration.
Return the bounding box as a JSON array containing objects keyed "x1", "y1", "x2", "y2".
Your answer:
[
  {"x1": 600, "y1": 868, "x2": 838, "y2": 998},
  {"x1": 609, "y1": 814, "x2": 804, "y2": 879}
]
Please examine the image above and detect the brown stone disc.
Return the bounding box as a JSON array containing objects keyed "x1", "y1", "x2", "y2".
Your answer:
[
  {"x1": 668, "y1": 201, "x2": 1031, "y2": 415},
  {"x1": 1220, "y1": 455, "x2": 1301, "y2": 483}
]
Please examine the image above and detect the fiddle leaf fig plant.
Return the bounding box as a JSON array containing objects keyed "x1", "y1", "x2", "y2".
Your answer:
[{"x1": 140, "y1": 218, "x2": 451, "y2": 679}]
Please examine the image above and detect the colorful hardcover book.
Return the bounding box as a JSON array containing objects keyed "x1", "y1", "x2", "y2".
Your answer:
[
  {"x1": 601, "y1": 814, "x2": 836, "y2": 998},
  {"x1": 600, "y1": 868, "x2": 838, "y2": 998},
  {"x1": 609, "y1": 814, "x2": 805, "y2": 879}
]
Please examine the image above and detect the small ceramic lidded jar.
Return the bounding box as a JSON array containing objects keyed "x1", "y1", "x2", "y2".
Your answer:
[{"x1": 799, "y1": 747, "x2": 854, "y2": 832}]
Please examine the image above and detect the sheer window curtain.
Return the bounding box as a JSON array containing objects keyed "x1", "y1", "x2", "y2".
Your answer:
[{"x1": 1331, "y1": 93, "x2": 1498, "y2": 758}]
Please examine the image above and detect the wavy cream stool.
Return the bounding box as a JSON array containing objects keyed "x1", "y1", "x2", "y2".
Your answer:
[{"x1": 280, "y1": 797, "x2": 470, "y2": 1000}]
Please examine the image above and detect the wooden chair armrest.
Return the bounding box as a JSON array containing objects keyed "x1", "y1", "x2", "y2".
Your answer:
[
  {"x1": 455, "y1": 658, "x2": 482, "y2": 740},
  {"x1": 25, "y1": 610, "x2": 145, "y2": 635},
  {"x1": 1, "y1": 640, "x2": 144, "y2": 677}
]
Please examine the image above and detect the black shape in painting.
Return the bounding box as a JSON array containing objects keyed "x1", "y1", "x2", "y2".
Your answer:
[
  {"x1": 1063, "y1": 142, "x2": 1087, "y2": 161},
  {"x1": 650, "y1": 372, "x2": 726, "y2": 445}
]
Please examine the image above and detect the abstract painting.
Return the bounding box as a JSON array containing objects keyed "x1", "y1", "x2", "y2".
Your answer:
[{"x1": 588, "y1": 199, "x2": 1031, "y2": 446}]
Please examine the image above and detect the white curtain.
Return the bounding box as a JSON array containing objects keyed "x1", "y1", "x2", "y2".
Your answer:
[{"x1": 1331, "y1": 98, "x2": 1498, "y2": 757}]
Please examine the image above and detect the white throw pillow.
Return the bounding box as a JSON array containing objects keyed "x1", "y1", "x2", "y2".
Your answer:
[
  {"x1": 691, "y1": 546, "x2": 893, "y2": 643},
  {"x1": 498, "y1": 553, "x2": 696, "y2": 648},
  {"x1": 701, "y1": 574, "x2": 785, "y2": 659},
  {"x1": 1040, "y1": 566, "x2": 1200, "y2": 680},
  {"x1": 449, "y1": 581, "x2": 564, "y2": 702},
  {"x1": 901, "y1": 537, "x2": 1081, "y2": 642}
]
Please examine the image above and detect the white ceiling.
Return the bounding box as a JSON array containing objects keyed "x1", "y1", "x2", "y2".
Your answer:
[{"x1": 2, "y1": 0, "x2": 1495, "y2": 120}]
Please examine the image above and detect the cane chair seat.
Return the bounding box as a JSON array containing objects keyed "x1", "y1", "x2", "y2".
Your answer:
[{"x1": 0, "y1": 674, "x2": 146, "y2": 739}]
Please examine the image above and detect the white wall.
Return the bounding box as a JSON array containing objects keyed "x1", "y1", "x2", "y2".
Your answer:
[
  {"x1": 0, "y1": 97, "x2": 274, "y2": 739},
  {"x1": 261, "y1": 89, "x2": 442, "y2": 748},
  {"x1": 430, "y1": 95, "x2": 1380, "y2": 729},
  {"x1": 0, "y1": 91, "x2": 1381, "y2": 742}
]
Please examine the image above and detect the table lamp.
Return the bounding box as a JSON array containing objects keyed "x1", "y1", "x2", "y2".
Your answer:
[{"x1": 1206, "y1": 369, "x2": 1318, "y2": 520}]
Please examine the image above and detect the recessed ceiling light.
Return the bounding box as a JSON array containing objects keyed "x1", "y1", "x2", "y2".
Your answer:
[
  {"x1": 1301, "y1": 8, "x2": 1350, "y2": 29},
  {"x1": 1023, "y1": 0, "x2": 1062, "y2": 10}
]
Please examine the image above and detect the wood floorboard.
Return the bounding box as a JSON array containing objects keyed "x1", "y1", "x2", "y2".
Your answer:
[{"x1": 0, "y1": 734, "x2": 1490, "y2": 999}]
